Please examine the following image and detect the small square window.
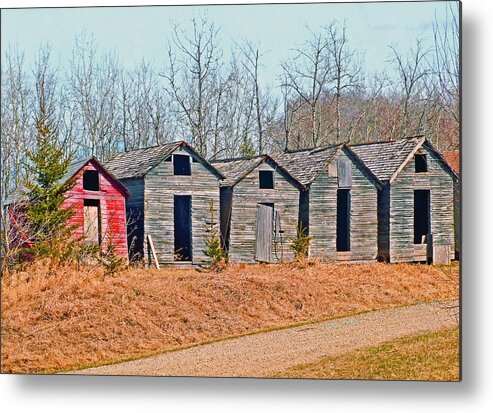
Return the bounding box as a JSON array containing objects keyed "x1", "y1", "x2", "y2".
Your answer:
[
  {"x1": 259, "y1": 171, "x2": 274, "y2": 189},
  {"x1": 415, "y1": 154, "x2": 427, "y2": 173},
  {"x1": 83, "y1": 170, "x2": 100, "y2": 191},
  {"x1": 173, "y1": 154, "x2": 191, "y2": 175}
]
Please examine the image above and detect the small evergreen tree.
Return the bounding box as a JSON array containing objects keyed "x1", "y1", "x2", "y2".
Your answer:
[{"x1": 23, "y1": 89, "x2": 74, "y2": 258}]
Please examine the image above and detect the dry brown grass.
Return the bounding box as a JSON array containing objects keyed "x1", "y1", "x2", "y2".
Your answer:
[
  {"x1": 276, "y1": 327, "x2": 460, "y2": 381},
  {"x1": 1, "y1": 259, "x2": 458, "y2": 374}
]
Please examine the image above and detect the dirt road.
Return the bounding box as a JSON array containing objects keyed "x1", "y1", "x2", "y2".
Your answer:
[{"x1": 69, "y1": 300, "x2": 458, "y2": 377}]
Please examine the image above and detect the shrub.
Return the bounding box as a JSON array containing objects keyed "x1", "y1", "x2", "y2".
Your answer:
[
  {"x1": 291, "y1": 223, "x2": 311, "y2": 259},
  {"x1": 203, "y1": 200, "x2": 225, "y2": 271}
]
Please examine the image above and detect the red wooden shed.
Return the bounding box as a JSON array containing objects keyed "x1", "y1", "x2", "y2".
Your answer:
[
  {"x1": 4, "y1": 157, "x2": 130, "y2": 259},
  {"x1": 62, "y1": 157, "x2": 130, "y2": 258}
]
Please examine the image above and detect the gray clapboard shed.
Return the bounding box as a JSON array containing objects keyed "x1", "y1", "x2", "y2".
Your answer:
[
  {"x1": 212, "y1": 155, "x2": 304, "y2": 263},
  {"x1": 274, "y1": 144, "x2": 382, "y2": 262},
  {"x1": 351, "y1": 136, "x2": 458, "y2": 264},
  {"x1": 105, "y1": 141, "x2": 224, "y2": 266}
]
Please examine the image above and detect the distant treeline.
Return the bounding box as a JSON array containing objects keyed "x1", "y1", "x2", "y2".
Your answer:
[{"x1": 1, "y1": 8, "x2": 459, "y2": 200}]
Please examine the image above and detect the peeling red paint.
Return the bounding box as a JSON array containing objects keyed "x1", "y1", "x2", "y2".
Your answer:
[{"x1": 63, "y1": 159, "x2": 129, "y2": 258}]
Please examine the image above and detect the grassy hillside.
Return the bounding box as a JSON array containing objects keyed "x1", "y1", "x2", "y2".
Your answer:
[
  {"x1": 1, "y1": 260, "x2": 458, "y2": 374},
  {"x1": 276, "y1": 327, "x2": 459, "y2": 381}
]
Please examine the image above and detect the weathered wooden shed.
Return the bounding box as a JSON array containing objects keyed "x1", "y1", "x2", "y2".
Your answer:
[
  {"x1": 211, "y1": 155, "x2": 304, "y2": 263},
  {"x1": 105, "y1": 141, "x2": 224, "y2": 266},
  {"x1": 273, "y1": 144, "x2": 382, "y2": 262},
  {"x1": 4, "y1": 157, "x2": 130, "y2": 257},
  {"x1": 351, "y1": 136, "x2": 458, "y2": 264}
]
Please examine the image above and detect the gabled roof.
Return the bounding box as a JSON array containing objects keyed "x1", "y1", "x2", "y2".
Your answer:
[
  {"x1": 105, "y1": 141, "x2": 224, "y2": 180},
  {"x1": 272, "y1": 145, "x2": 342, "y2": 187},
  {"x1": 350, "y1": 137, "x2": 424, "y2": 182},
  {"x1": 4, "y1": 156, "x2": 130, "y2": 205},
  {"x1": 350, "y1": 136, "x2": 458, "y2": 183},
  {"x1": 211, "y1": 154, "x2": 304, "y2": 189}
]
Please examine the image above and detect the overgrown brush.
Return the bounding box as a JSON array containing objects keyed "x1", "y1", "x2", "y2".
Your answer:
[
  {"x1": 203, "y1": 200, "x2": 226, "y2": 271},
  {"x1": 290, "y1": 223, "x2": 312, "y2": 260}
]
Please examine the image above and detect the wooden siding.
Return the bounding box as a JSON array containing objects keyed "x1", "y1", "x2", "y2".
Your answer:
[
  {"x1": 309, "y1": 150, "x2": 379, "y2": 261},
  {"x1": 388, "y1": 147, "x2": 455, "y2": 263},
  {"x1": 143, "y1": 147, "x2": 221, "y2": 265},
  {"x1": 120, "y1": 177, "x2": 145, "y2": 260},
  {"x1": 227, "y1": 162, "x2": 300, "y2": 263},
  {"x1": 64, "y1": 160, "x2": 128, "y2": 258}
]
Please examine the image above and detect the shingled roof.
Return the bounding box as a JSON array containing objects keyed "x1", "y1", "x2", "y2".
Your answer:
[
  {"x1": 4, "y1": 156, "x2": 129, "y2": 205},
  {"x1": 211, "y1": 155, "x2": 304, "y2": 188},
  {"x1": 272, "y1": 145, "x2": 342, "y2": 187},
  {"x1": 350, "y1": 137, "x2": 424, "y2": 182},
  {"x1": 105, "y1": 142, "x2": 182, "y2": 179},
  {"x1": 211, "y1": 155, "x2": 265, "y2": 187},
  {"x1": 105, "y1": 141, "x2": 224, "y2": 180}
]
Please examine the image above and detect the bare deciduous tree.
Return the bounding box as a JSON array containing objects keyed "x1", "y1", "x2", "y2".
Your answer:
[{"x1": 281, "y1": 28, "x2": 332, "y2": 148}]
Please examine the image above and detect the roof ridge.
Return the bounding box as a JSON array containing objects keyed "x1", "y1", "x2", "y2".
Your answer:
[
  {"x1": 349, "y1": 135, "x2": 423, "y2": 147},
  {"x1": 211, "y1": 154, "x2": 265, "y2": 163},
  {"x1": 110, "y1": 141, "x2": 183, "y2": 157}
]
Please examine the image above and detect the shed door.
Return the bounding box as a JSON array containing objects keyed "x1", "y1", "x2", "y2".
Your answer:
[
  {"x1": 174, "y1": 195, "x2": 192, "y2": 261},
  {"x1": 84, "y1": 199, "x2": 101, "y2": 245},
  {"x1": 255, "y1": 203, "x2": 273, "y2": 263}
]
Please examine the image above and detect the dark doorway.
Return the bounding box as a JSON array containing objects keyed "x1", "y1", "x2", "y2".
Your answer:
[
  {"x1": 174, "y1": 195, "x2": 192, "y2": 261},
  {"x1": 414, "y1": 190, "x2": 430, "y2": 244},
  {"x1": 337, "y1": 189, "x2": 350, "y2": 251},
  {"x1": 83, "y1": 199, "x2": 101, "y2": 245}
]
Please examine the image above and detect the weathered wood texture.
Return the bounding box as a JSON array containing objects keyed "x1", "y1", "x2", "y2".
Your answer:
[
  {"x1": 119, "y1": 177, "x2": 145, "y2": 260},
  {"x1": 143, "y1": 147, "x2": 221, "y2": 265},
  {"x1": 387, "y1": 147, "x2": 455, "y2": 263},
  {"x1": 226, "y1": 162, "x2": 300, "y2": 263},
  {"x1": 64, "y1": 160, "x2": 128, "y2": 258},
  {"x1": 453, "y1": 179, "x2": 460, "y2": 258},
  {"x1": 255, "y1": 203, "x2": 274, "y2": 262},
  {"x1": 308, "y1": 149, "x2": 379, "y2": 261}
]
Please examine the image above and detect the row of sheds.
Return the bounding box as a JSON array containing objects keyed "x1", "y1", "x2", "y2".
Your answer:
[{"x1": 4, "y1": 136, "x2": 459, "y2": 265}]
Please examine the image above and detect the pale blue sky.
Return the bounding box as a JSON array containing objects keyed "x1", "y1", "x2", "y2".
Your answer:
[{"x1": 1, "y1": 1, "x2": 459, "y2": 87}]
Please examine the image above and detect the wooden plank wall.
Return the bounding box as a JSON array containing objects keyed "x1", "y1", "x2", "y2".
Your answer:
[
  {"x1": 389, "y1": 147, "x2": 455, "y2": 263},
  {"x1": 120, "y1": 177, "x2": 145, "y2": 260},
  {"x1": 144, "y1": 147, "x2": 221, "y2": 265},
  {"x1": 227, "y1": 161, "x2": 300, "y2": 263},
  {"x1": 309, "y1": 150, "x2": 379, "y2": 262},
  {"x1": 64, "y1": 160, "x2": 128, "y2": 258}
]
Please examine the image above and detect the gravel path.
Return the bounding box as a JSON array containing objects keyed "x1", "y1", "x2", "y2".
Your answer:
[{"x1": 70, "y1": 300, "x2": 458, "y2": 377}]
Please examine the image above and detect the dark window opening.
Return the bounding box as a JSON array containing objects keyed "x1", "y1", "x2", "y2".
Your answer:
[
  {"x1": 415, "y1": 154, "x2": 427, "y2": 173},
  {"x1": 173, "y1": 154, "x2": 191, "y2": 175},
  {"x1": 174, "y1": 195, "x2": 192, "y2": 261},
  {"x1": 337, "y1": 189, "x2": 350, "y2": 251},
  {"x1": 259, "y1": 170, "x2": 274, "y2": 189},
  {"x1": 164, "y1": 155, "x2": 172, "y2": 162},
  {"x1": 83, "y1": 170, "x2": 100, "y2": 191},
  {"x1": 414, "y1": 190, "x2": 430, "y2": 244}
]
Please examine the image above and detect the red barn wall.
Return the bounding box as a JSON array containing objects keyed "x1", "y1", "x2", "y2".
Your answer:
[{"x1": 63, "y1": 161, "x2": 128, "y2": 258}]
